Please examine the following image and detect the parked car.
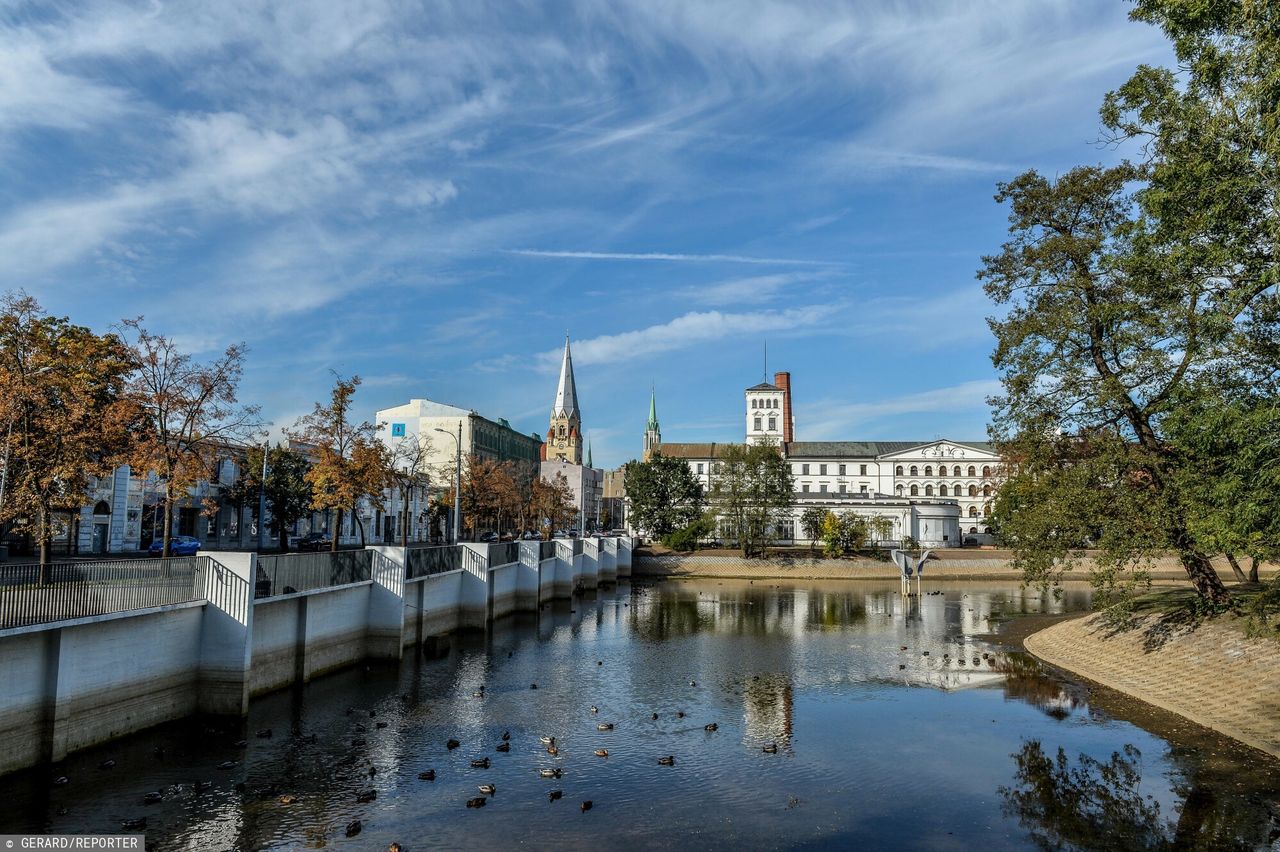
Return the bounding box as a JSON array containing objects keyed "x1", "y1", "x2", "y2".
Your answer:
[
  {"x1": 521, "y1": 531, "x2": 538, "y2": 540},
  {"x1": 479, "y1": 531, "x2": 499, "y2": 543},
  {"x1": 295, "y1": 532, "x2": 333, "y2": 551},
  {"x1": 149, "y1": 535, "x2": 200, "y2": 556}
]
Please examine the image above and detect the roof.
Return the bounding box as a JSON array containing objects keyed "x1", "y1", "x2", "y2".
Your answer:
[
  {"x1": 652, "y1": 442, "x2": 742, "y2": 459},
  {"x1": 746, "y1": 382, "x2": 780, "y2": 391},
  {"x1": 552, "y1": 337, "x2": 580, "y2": 420},
  {"x1": 656, "y1": 439, "x2": 996, "y2": 459},
  {"x1": 786, "y1": 440, "x2": 997, "y2": 458}
]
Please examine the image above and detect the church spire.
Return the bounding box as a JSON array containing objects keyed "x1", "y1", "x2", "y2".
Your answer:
[
  {"x1": 587, "y1": 439, "x2": 593, "y2": 468},
  {"x1": 552, "y1": 335, "x2": 579, "y2": 420},
  {"x1": 647, "y1": 386, "x2": 659, "y2": 432},
  {"x1": 643, "y1": 384, "x2": 662, "y2": 461}
]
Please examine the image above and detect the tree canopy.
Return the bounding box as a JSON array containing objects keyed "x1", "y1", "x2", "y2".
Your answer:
[
  {"x1": 707, "y1": 440, "x2": 793, "y2": 558},
  {"x1": 622, "y1": 451, "x2": 705, "y2": 539}
]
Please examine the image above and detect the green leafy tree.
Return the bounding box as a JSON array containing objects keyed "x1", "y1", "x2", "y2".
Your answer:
[
  {"x1": 224, "y1": 444, "x2": 313, "y2": 551},
  {"x1": 838, "y1": 512, "x2": 868, "y2": 554},
  {"x1": 707, "y1": 439, "x2": 794, "y2": 558},
  {"x1": 982, "y1": 3, "x2": 1280, "y2": 606},
  {"x1": 800, "y1": 507, "x2": 825, "y2": 552},
  {"x1": 819, "y1": 511, "x2": 841, "y2": 558},
  {"x1": 868, "y1": 516, "x2": 894, "y2": 546},
  {"x1": 622, "y1": 451, "x2": 704, "y2": 539}
]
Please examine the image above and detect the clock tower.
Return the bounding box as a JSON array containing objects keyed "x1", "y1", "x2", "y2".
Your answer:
[{"x1": 544, "y1": 336, "x2": 583, "y2": 464}]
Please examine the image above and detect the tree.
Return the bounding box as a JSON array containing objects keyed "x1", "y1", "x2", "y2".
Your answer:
[
  {"x1": 123, "y1": 319, "x2": 261, "y2": 559},
  {"x1": 0, "y1": 293, "x2": 140, "y2": 572},
  {"x1": 531, "y1": 472, "x2": 576, "y2": 539},
  {"x1": 819, "y1": 511, "x2": 841, "y2": 558},
  {"x1": 800, "y1": 507, "x2": 826, "y2": 552},
  {"x1": 838, "y1": 512, "x2": 868, "y2": 554},
  {"x1": 224, "y1": 444, "x2": 313, "y2": 552},
  {"x1": 707, "y1": 439, "x2": 793, "y2": 558},
  {"x1": 290, "y1": 374, "x2": 382, "y2": 552},
  {"x1": 868, "y1": 515, "x2": 894, "y2": 546},
  {"x1": 388, "y1": 435, "x2": 432, "y2": 547},
  {"x1": 622, "y1": 451, "x2": 704, "y2": 539},
  {"x1": 981, "y1": 3, "x2": 1280, "y2": 606}
]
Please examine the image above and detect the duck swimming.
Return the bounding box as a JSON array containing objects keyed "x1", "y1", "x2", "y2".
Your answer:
[
  {"x1": 539, "y1": 768, "x2": 563, "y2": 778},
  {"x1": 466, "y1": 797, "x2": 487, "y2": 809},
  {"x1": 496, "y1": 742, "x2": 511, "y2": 752},
  {"x1": 704, "y1": 723, "x2": 718, "y2": 732},
  {"x1": 418, "y1": 770, "x2": 436, "y2": 781},
  {"x1": 478, "y1": 784, "x2": 496, "y2": 795},
  {"x1": 597, "y1": 723, "x2": 614, "y2": 731},
  {"x1": 471, "y1": 757, "x2": 490, "y2": 769},
  {"x1": 657, "y1": 756, "x2": 676, "y2": 765},
  {"x1": 594, "y1": 749, "x2": 609, "y2": 757}
]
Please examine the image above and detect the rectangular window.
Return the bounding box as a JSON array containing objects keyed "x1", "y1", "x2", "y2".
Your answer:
[
  {"x1": 696, "y1": 463, "x2": 704, "y2": 473},
  {"x1": 860, "y1": 485, "x2": 868, "y2": 495},
  {"x1": 819, "y1": 483, "x2": 827, "y2": 493},
  {"x1": 801, "y1": 483, "x2": 809, "y2": 493},
  {"x1": 802, "y1": 464, "x2": 810, "y2": 475},
  {"x1": 860, "y1": 464, "x2": 867, "y2": 475},
  {"x1": 838, "y1": 464, "x2": 846, "y2": 475},
  {"x1": 819, "y1": 464, "x2": 827, "y2": 475},
  {"x1": 839, "y1": 484, "x2": 847, "y2": 494}
]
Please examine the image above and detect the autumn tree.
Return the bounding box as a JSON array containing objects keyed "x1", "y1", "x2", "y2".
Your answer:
[
  {"x1": 531, "y1": 472, "x2": 576, "y2": 539},
  {"x1": 800, "y1": 507, "x2": 826, "y2": 552},
  {"x1": 460, "y1": 455, "x2": 520, "y2": 539},
  {"x1": 223, "y1": 443, "x2": 313, "y2": 551},
  {"x1": 0, "y1": 293, "x2": 140, "y2": 573},
  {"x1": 122, "y1": 319, "x2": 261, "y2": 558},
  {"x1": 290, "y1": 374, "x2": 384, "y2": 551}
]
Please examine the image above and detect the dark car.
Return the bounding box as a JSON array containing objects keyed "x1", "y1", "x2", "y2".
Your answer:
[
  {"x1": 295, "y1": 532, "x2": 333, "y2": 551},
  {"x1": 478, "y1": 531, "x2": 499, "y2": 543},
  {"x1": 149, "y1": 535, "x2": 200, "y2": 556}
]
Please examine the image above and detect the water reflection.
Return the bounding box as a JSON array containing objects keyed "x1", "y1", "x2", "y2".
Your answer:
[{"x1": 1, "y1": 579, "x2": 1276, "y2": 851}]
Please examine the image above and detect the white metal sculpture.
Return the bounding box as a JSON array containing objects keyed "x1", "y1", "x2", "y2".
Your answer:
[{"x1": 891, "y1": 548, "x2": 932, "y2": 596}]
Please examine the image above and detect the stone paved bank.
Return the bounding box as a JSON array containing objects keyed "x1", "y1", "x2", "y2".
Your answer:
[{"x1": 1025, "y1": 614, "x2": 1280, "y2": 759}]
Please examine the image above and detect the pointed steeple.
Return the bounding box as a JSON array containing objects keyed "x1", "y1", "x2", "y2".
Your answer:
[
  {"x1": 647, "y1": 386, "x2": 659, "y2": 432},
  {"x1": 587, "y1": 440, "x2": 593, "y2": 468},
  {"x1": 643, "y1": 384, "x2": 662, "y2": 461},
  {"x1": 552, "y1": 335, "x2": 579, "y2": 420}
]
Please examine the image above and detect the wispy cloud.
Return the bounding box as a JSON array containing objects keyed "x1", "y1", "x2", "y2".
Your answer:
[
  {"x1": 504, "y1": 249, "x2": 841, "y2": 266},
  {"x1": 800, "y1": 380, "x2": 1001, "y2": 440},
  {"x1": 684, "y1": 272, "x2": 822, "y2": 306}
]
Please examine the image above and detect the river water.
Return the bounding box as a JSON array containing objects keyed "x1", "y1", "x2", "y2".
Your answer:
[{"x1": 2, "y1": 579, "x2": 1278, "y2": 850}]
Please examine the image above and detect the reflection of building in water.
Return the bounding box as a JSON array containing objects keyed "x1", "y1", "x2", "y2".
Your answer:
[{"x1": 742, "y1": 673, "x2": 794, "y2": 743}]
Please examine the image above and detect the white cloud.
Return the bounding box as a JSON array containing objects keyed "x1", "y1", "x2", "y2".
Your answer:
[
  {"x1": 684, "y1": 273, "x2": 818, "y2": 306},
  {"x1": 800, "y1": 380, "x2": 1001, "y2": 440},
  {"x1": 505, "y1": 249, "x2": 840, "y2": 266}
]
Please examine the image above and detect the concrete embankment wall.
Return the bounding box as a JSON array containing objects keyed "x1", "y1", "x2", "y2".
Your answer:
[
  {"x1": 634, "y1": 551, "x2": 1266, "y2": 582},
  {"x1": 1026, "y1": 613, "x2": 1280, "y2": 759},
  {"x1": 0, "y1": 538, "x2": 632, "y2": 776}
]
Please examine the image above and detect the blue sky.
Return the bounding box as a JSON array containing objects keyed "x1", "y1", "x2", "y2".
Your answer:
[{"x1": 2, "y1": 1, "x2": 1169, "y2": 468}]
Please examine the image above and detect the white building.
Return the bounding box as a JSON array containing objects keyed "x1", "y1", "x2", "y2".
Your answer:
[{"x1": 655, "y1": 371, "x2": 1002, "y2": 548}]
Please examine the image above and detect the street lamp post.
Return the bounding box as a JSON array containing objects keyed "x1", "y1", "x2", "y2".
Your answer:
[
  {"x1": 258, "y1": 441, "x2": 270, "y2": 552},
  {"x1": 434, "y1": 423, "x2": 462, "y2": 545}
]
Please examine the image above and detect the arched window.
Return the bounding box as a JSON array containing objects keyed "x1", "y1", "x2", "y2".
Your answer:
[
  {"x1": 751, "y1": 399, "x2": 757, "y2": 409},
  {"x1": 982, "y1": 465, "x2": 991, "y2": 478},
  {"x1": 895, "y1": 465, "x2": 903, "y2": 476},
  {"x1": 754, "y1": 416, "x2": 762, "y2": 431},
  {"x1": 93, "y1": 500, "x2": 111, "y2": 515},
  {"x1": 968, "y1": 506, "x2": 977, "y2": 517},
  {"x1": 895, "y1": 484, "x2": 903, "y2": 496},
  {"x1": 967, "y1": 465, "x2": 976, "y2": 477},
  {"x1": 768, "y1": 416, "x2": 777, "y2": 430},
  {"x1": 909, "y1": 466, "x2": 918, "y2": 476},
  {"x1": 983, "y1": 527, "x2": 991, "y2": 535},
  {"x1": 924, "y1": 465, "x2": 932, "y2": 476},
  {"x1": 953, "y1": 465, "x2": 962, "y2": 476},
  {"x1": 969, "y1": 526, "x2": 978, "y2": 534},
  {"x1": 910, "y1": 484, "x2": 919, "y2": 496},
  {"x1": 981, "y1": 504, "x2": 989, "y2": 516},
  {"x1": 924, "y1": 485, "x2": 934, "y2": 496},
  {"x1": 939, "y1": 484, "x2": 949, "y2": 496},
  {"x1": 968, "y1": 485, "x2": 978, "y2": 497},
  {"x1": 982, "y1": 484, "x2": 991, "y2": 497}
]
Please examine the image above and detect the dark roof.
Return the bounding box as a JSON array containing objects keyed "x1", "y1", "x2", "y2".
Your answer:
[
  {"x1": 786, "y1": 440, "x2": 996, "y2": 458},
  {"x1": 746, "y1": 382, "x2": 780, "y2": 391},
  {"x1": 653, "y1": 442, "x2": 742, "y2": 459}
]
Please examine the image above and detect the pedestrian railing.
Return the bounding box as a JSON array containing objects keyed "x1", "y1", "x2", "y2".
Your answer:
[
  {"x1": 0, "y1": 556, "x2": 211, "y2": 630},
  {"x1": 255, "y1": 550, "x2": 373, "y2": 599},
  {"x1": 488, "y1": 542, "x2": 519, "y2": 566},
  {"x1": 405, "y1": 545, "x2": 462, "y2": 579}
]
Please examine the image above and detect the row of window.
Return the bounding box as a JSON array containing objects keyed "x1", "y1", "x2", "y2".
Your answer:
[
  {"x1": 752, "y1": 416, "x2": 778, "y2": 431},
  {"x1": 799, "y1": 483, "x2": 868, "y2": 494},
  {"x1": 894, "y1": 483, "x2": 993, "y2": 497},
  {"x1": 750, "y1": 398, "x2": 780, "y2": 409},
  {"x1": 796, "y1": 463, "x2": 870, "y2": 476},
  {"x1": 896, "y1": 464, "x2": 992, "y2": 478}
]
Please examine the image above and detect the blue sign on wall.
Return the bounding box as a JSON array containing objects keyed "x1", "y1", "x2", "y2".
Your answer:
[{"x1": 391, "y1": 423, "x2": 406, "y2": 437}]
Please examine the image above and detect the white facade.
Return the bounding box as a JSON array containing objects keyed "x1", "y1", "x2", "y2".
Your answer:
[
  {"x1": 745, "y1": 382, "x2": 787, "y2": 445},
  {"x1": 539, "y1": 459, "x2": 604, "y2": 532}
]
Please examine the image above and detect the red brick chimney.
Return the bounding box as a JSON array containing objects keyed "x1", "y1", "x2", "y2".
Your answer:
[{"x1": 774, "y1": 371, "x2": 793, "y2": 443}]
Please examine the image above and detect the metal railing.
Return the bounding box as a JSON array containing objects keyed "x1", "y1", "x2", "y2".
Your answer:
[
  {"x1": 0, "y1": 556, "x2": 211, "y2": 630},
  {"x1": 405, "y1": 545, "x2": 462, "y2": 579},
  {"x1": 539, "y1": 540, "x2": 557, "y2": 560},
  {"x1": 488, "y1": 542, "x2": 518, "y2": 566},
  {"x1": 255, "y1": 550, "x2": 373, "y2": 599}
]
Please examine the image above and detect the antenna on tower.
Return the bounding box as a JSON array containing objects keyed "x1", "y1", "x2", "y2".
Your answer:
[{"x1": 763, "y1": 339, "x2": 768, "y2": 382}]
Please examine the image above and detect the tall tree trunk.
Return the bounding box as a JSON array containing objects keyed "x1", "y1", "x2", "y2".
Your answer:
[
  {"x1": 1248, "y1": 557, "x2": 1259, "y2": 584},
  {"x1": 331, "y1": 508, "x2": 342, "y2": 552},
  {"x1": 1180, "y1": 549, "x2": 1230, "y2": 604},
  {"x1": 37, "y1": 504, "x2": 49, "y2": 584},
  {"x1": 1225, "y1": 552, "x2": 1248, "y2": 583},
  {"x1": 400, "y1": 489, "x2": 409, "y2": 548},
  {"x1": 162, "y1": 489, "x2": 173, "y2": 559},
  {"x1": 353, "y1": 505, "x2": 366, "y2": 546}
]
